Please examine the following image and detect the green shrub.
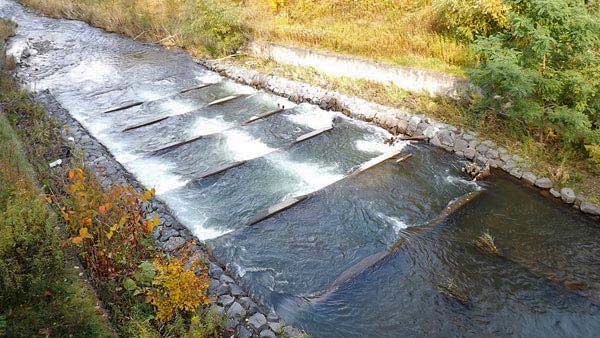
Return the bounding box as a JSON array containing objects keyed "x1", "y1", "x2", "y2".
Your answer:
[
  {"x1": 469, "y1": 0, "x2": 600, "y2": 160},
  {"x1": 434, "y1": 0, "x2": 510, "y2": 41},
  {"x1": 182, "y1": 0, "x2": 247, "y2": 57}
]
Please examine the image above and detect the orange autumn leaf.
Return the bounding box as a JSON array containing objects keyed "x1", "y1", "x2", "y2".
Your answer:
[{"x1": 84, "y1": 218, "x2": 92, "y2": 226}]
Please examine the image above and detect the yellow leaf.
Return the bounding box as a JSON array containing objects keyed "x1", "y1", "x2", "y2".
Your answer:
[
  {"x1": 70, "y1": 236, "x2": 83, "y2": 244},
  {"x1": 153, "y1": 216, "x2": 160, "y2": 226},
  {"x1": 79, "y1": 227, "x2": 88, "y2": 237}
]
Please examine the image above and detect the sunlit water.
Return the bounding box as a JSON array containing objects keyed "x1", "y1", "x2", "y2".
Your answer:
[{"x1": 2, "y1": 1, "x2": 599, "y2": 337}]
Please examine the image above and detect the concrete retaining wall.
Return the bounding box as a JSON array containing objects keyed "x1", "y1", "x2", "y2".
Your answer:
[{"x1": 247, "y1": 41, "x2": 474, "y2": 98}]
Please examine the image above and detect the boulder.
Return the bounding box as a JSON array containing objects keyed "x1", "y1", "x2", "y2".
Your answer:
[
  {"x1": 522, "y1": 172, "x2": 537, "y2": 185},
  {"x1": 218, "y1": 294, "x2": 234, "y2": 306},
  {"x1": 227, "y1": 302, "x2": 246, "y2": 320},
  {"x1": 580, "y1": 202, "x2": 600, "y2": 216},
  {"x1": 560, "y1": 188, "x2": 576, "y2": 204},
  {"x1": 534, "y1": 177, "x2": 553, "y2": 189},
  {"x1": 248, "y1": 313, "x2": 267, "y2": 331},
  {"x1": 260, "y1": 329, "x2": 277, "y2": 338}
]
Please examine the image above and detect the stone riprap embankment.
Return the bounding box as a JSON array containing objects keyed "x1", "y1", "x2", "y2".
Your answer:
[
  {"x1": 197, "y1": 58, "x2": 600, "y2": 218},
  {"x1": 31, "y1": 87, "x2": 305, "y2": 338}
]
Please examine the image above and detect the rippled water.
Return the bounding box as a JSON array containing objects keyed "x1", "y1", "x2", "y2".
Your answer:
[{"x1": 2, "y1": 1, "x2": 599, "y2": 337}]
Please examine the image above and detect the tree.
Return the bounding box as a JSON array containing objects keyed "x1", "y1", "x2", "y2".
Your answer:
[{"x1": 469, "y1": 0, "x2": 600, "y2": 158}]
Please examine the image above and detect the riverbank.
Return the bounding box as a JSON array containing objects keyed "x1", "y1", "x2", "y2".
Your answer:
[
  {"x1": 0, "y1": 3, "x2": 308, "y2": 336},
  {"x1": 0, "y1": 19, "x2": 114, "y2": 337}
]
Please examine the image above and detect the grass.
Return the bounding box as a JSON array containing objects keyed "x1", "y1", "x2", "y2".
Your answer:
[
  {"x1": 19, "y1": 0, "x2": 469, "y2": 75},
  {"x1": 242, "y1": 0, "x2": 470, "y2": 75},
  {"x1": 228, "y1": 56, "x2": 600, "y2": 202}
]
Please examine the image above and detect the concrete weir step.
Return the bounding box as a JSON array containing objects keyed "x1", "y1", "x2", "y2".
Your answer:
[
  {"x1": 191, "y1": 126, "x2": 334, "y2": 180},
  {"x1": 249, "y1": 195, "x2": 310, "y2": 226},
  {"x1": 148, "y1": 108, "x2": 292, "y2": 156},
  {"x1": 122, "y1": 116, "x2": 170, "y2": 132},
  {"x1": 248, "y1": 149, "x2": 406, "y2": 226},
  {"x1": 120, "y1": 93, "x2": 249, "y2": 132},
  {"x1": 242, "y1": 108, "x2": 285, "y2": 125},
  {"x1": 102, "y1": 82, "x2": 216, "y2": 114}
]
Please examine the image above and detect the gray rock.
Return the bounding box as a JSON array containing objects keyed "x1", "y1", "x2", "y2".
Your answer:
[
  {"x1": 208, "y1": 262, "x2": 224, "y2": 279},
  {"x1": 227, "y1": 302, "x2": 246, "y2": 320},
  {"x1": 239, "y1": 297, "x2": 260, "y2": 315},
  {"x1": 266, "y1": 313, "x2": 279, "y2": 322},
  {"x1": 225, "y1": 318, "x2": 238, "y2": 330},
  {"x1": 500, "y1": 154, "x2": 512, "y2": 162},
  {"x1": 486, "y1": 148, "x2": 499, "y2": 159},
  {"x1": 218, "y1": 294, "x2": 234, "y2": 306},
  {"x1": 208, "y1": 278, "x2": 220, "y2": 295},
  {"x1": 509, "y1": 168, "x2": 523, "y2": 179},
  {"x1": 159, "y1": 228, "x2": 179, "y2": 242},
  {"x1": 580, "y1": 202, "x2": 600, "y2": 216},
  {"x1": 453, "y1": 139, "x2": 469, "y2": 153},
  {"x1": 534, "y1": 177, "x2": 553, "y2": 189},
  {"x1": 248, "y1": 313, "x2": 267, "y2": 331},
  {"x1": 282, "y1": 326, "x2": 303, "y2": 338},
  {"x1": 212, "y1": 305, "x2": 225, "y2": 316},
  {"x1": 236, "y1": 325, "x2": 253, "y2": 338},
  {"x1": 423, "y1": 125, "x2": 438, "y2": 139},
  {"x1": 464, "y1": 148, "x2": 476, "y2": 160},
  {"x1": 268, "y1": 321, "x2": 284, "y2": 333},
  {"x1": 220, "y1": 274, "x2": 235, "y2": 284},
  {"x1": 230, "y1": 283, "x2": 244, "y2": 296},
  {"x1": 476, "y1": 144, "x2": 488, "y2": 154},
  {"x1": 430, "y1": 134, "x2": 442, "y2": 147},
  {"x1": 163, "y1": 236, "x2": 186, "y2": 251},
  {"x1": 560, "y1": 188, "x2": 576, "y2": 204},
  {"x1": 549, "y1": 189, "x2": 561, "y2": 198},
  {"x1": 215, "y1": 283, "x2": 229, "y2": 296},
  {"x1": 497, "y1": 147, "x2": 508, "y2": 154},
  {"x1": 482, "y1": 140, "x2": 496, "y2": 147},
  {"x1": 438, "y1": 130, "x2": 455, "y2": 147},
  {"x1": 522, "y1": 172, "x2": 537, "y2": 185},
  {"x1": 259, "y1": 329, "x2": 277, "y2": 338}
]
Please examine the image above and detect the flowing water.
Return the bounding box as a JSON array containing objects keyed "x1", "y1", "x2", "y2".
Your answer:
[{"x1": 2, "y1": 1, "x2": 600, "y2": 337}]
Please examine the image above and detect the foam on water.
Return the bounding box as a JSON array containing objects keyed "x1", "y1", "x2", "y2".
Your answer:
[
  {"x1": 223, "y1": 129, "x2": 276, "y2": 161},
  {"x1": 268, "y1": 153, "x2": 345, "y2": 195},
  {"x1": 68, "y1": 59, "x2": 118, "y2": 84},
  {"x1": 160, "y1": 98, "x2": 198, "y2": 117},
  {"x1": 376, "y1": 212, "x2": 410, "y2": 233},
  {"x1": 355, "y1": 138, "x2": 407, "y2": 154},
  {"x1": 286, "y1": 104, "x2": 336, "y2": 130},
  {"x1": 159, "y1": 192, "x2": 231, "y2": 240},
  {"x1": 189, "y1": 115, "x2": 233, "y2": 137},
  {"x1": 195, "y1": 72, "x2": 222, "y2": 84},
  {"x1": 124, "y1": 157, "x2": 190, "y2": 195},
  {"x1": 445, "y1": 175, "x2": 481, "y2": 190}
]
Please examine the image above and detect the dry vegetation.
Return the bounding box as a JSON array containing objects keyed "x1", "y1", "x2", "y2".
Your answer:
[
  {"x1": 243, "y1": 0, "x2": 470, "y2": 74},
  {"x1": 20, "y1": 0, "x2": 469, "y2": 74}
]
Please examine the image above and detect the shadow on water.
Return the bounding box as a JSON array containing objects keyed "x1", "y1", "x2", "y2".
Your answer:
[{"x1": 211, "y1": 171, "x2": 600, "y2": 338}]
